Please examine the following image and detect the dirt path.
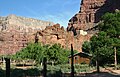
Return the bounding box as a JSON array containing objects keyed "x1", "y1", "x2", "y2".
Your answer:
[
  {"x1": 68, "y1": 68, "x2": 120, "y2": 77},
  {"x1": 84, "y1": 68, "x2": 120, "y2": 77}
]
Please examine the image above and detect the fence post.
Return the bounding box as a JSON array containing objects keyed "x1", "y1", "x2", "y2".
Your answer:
[
  {"x1": 71, "y1": 44, "x2": 74, "y2": 77},
  {"x1": 43, "y1": 57, "x2": 47, "y2": 77},
  {"x1": 5, "y1": 58, "x2": 10, "y2": 77}
]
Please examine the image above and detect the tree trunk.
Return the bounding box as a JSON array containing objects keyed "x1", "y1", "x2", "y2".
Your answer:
[
  {"x1": 96, "y1": 51, "x2": 100, "y2": 73},
  {"x1": 96, "y1": 59, "x2": 100, "y2": 73},
  {"x1": 114, "y1": 47, "x2": 117, "y2": 70}
]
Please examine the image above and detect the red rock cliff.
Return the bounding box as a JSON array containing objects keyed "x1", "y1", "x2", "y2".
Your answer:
[
  {"x1": 36, "y1": 24, "x2": 91, "y2": 52},
  {"x1": 67, "y1": 0, "x2": 120, "y2": 34},
  {"x1": 0, "y1": 15, "x2": 54, "y2": 55}
]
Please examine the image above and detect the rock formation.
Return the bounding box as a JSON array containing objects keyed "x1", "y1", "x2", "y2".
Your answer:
[
  {"x1": 0, "y1": 14, "x2": 54, "y2": 32},
  {"x1": 65, "y1": 0, "x2": 120, "y2": 52},
  {"x1": 36, "y1": 24, "x2": 91, "y2": 52},
  {"x1": 1, "y1": 0, "x2": 120, "y2": 54},
  {"x1": 67, "y1": 0, "x2": 120, "y2": 35},
  {"x1": 0, "y1": 30, "x2": 28, "y2": 54},
  {"x1": 0, "y1": 22, "x2": 90, "y2": 54},
  {"x1": 0, "y1": 15, "x2": 54, "y2": 55}
]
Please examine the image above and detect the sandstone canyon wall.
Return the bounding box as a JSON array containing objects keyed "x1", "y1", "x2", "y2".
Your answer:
[
  {"x1": 0, "y1": 14, "x2": 54, "y2": 32},
  {"x1": 67, "y1": 0, "x2": 120, "y2": 35},
  {"x1": 65, "y1": 0, "x2": 120, "y2": 52},
  {"x1": 0, "y1": 15, "x2": 54, "y2": 55},
  {"x1": 36, "y1": 24, "x2": 91, "y2": 52},
  {"x1": 1, "y1": 0, "x2": 120, "y2": 54}
]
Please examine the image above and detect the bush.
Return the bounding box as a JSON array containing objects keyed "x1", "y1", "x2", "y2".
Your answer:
[{"x1": 37, "y1": 64, "x2": 95, "y2": 74}]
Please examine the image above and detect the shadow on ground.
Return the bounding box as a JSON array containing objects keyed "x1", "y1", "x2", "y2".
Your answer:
[
  {"x1": 0, "y1": 68, "x2": 120, "y2": 77},
  {"x1": 0, "y1": 68, "x2": 41, "y2": 77},
  {"x1": 0, "y1": 68, "x2": 63, "y2": 77},
  {"x1": 0, "y1": 68, "x2": 5, "y2": 77},
  {"x1": 84, "y1": 72, "x2": 120, "y2": 77},
  {"x1": 63, "y1": 71, "x2": 120, "y2": 77}
]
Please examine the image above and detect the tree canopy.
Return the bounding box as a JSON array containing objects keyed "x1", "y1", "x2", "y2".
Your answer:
[
  {"x1": 82, "y1": 11, "x2": 120, "y2": 65},
  {"x1": 12, "y1": 43, "x2": 71, "y2": 64}
]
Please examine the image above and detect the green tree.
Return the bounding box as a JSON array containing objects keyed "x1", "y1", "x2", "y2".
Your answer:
[
  {"x1": 44, "y1": 43, "x2": 70, "y2": 64},
  {"x1": 82, "y1": 11, "x2": 120, "y2": 71},
  {"x1": 82, "y1": 41, "x2": 91, "y2": 54},
  {"x1": 90, "y1": 32, "x2": 114, "y2": 64},
  {"x1": 12, "y1": 43, "x2": 71, "y2": 65},
  {"x1": 99, "y1": 11, "x2": 120, "y2": 68},
  {"x1": 12, "y1": 43, "x2": 45, "y2": 63},
  {"x1": 99, "y1": 12, "x2": 120, "y2": 38}
]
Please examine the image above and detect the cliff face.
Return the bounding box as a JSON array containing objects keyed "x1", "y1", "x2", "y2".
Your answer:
[
  {"x1": 65, "y1": 0, "x2": 120, "y2": 52},
  {"x1": 1, "y1": 0, "x2": 120, "y2": 54},
  {"x1": 0, "y1": 15, "x2": 54, "y2": 54},
  {"x1": 36, "y1": 24, "x2": 91, "y2": 52},
  {"x1": 0, "y1": 14, "x2": 54, "y2": 32},
  {"x1": 67, "y1": 0, "x2": 120, "y2": 34},
  {"x1": 0, "y1": 22, "x2": 91, "y2": 54},
  {"x1": 0, "y1": 31, "x2": 28, "y2": 54}
]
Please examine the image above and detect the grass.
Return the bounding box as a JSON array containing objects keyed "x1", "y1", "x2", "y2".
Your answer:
[
  {"x1": 58, "y1": 64, "x2": 95, "y2": 73},
  {"x1": 0, "y1": 63, "x2": 96, "y2": 77}
]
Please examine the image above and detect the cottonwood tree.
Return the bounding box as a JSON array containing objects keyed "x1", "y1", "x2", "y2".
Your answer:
[{"x1": 82, "y1": 11, "x2": 120, "y2": 71}]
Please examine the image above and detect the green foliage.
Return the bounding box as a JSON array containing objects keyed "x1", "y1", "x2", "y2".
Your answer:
[
  {"x1": 47, "y1": 65, "x2": 62, "y2": 77},
  {"x1": 44, "y1": 44, "x2": 70, "y2": 64},
  {"x1": 82, "y1": 11, "x2": 120, "y2": 65},
  {"x1": 98, "y1": 12, "x2": 120, "y2": 65},
  {"x1": 0, "y1": 64, "x2": 95, "y2": 77},
  {"x1": 82, "y1": 41, "x2": 91, "y2": 53},
  {"x1": 90, "y1": 32, "x2": 115, "y2": 65},
  {"x1": 99, "y1": 12, "x2": 120, "y2": 38},
  {"x1": 10, "y1": 68, "x2": 41, "y2": 77},
  {"x1": 12, "y1": 43, "x2": 45, "y2": 63},
  {"x1": 58, "y1": 64, "x2": 95, "y2": 73},
  {"x1": 12, "y1": 43, "x2": 71, "y2": 64}
]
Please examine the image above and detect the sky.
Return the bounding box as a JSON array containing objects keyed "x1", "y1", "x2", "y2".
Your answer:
[{"x1": 0, "y1": 0, "x2": 81, "y2": 28}]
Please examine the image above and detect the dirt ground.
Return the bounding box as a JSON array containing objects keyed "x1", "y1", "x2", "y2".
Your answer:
[
  {"x1": 64, "y1": 68, "x2": 120, "y2": 77},
  {"x1": 75, "y1": 68, "x2": 120, "y2": 77}
]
